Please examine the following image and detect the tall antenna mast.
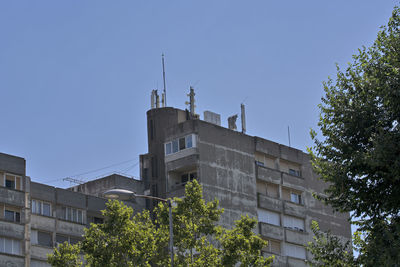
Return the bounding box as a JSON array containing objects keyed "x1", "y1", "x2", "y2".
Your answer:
[
  {"x1": 288, "y1": 126, "x2": 291, "y2": 147},
  {"x1": 162, "y1": 53, "x2": 167, "y2": 106}
]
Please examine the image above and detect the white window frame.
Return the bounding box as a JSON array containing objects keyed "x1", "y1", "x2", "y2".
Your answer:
[
  {"x1": 0, "y1": 237, "x2": 21, "y2": 255},
  {"x1": 32, "y1": 199, "x2": 52, "y2": 216},
  {"x1": 62, "y1": 206, "x2": 84, "y2": 224},
  {"x1": 290, "y1": 192, "x2": 302, "y2": 205},
  {"x1": 165, "y1": 134, "x2": 196, "y2": 155},
  {"x1": 4, "y1": 173, "x2": 22, "y2": 190}
]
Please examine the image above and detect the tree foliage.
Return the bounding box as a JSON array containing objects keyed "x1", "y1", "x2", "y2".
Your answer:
[
  {"x1": 306, "y1": 221, "x2": 355, "y2": 267},
  {"x1": 308, "y1": 5, "x2": 400, "y2": 265},
  {"x1": 48, "y1": 180, "x2": 273, "y2": 267}
]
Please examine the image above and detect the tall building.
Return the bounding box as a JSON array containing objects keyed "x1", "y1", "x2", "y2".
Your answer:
[
  {"x1": 1, "y1": 92, "x2": 351, "y2": 267},
  {"x1": 140, "y1": 100, "x2": 352, "y2": 266}
]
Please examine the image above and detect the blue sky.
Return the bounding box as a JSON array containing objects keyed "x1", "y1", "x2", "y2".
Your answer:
[{"x1": 0, "y1": 1, "x2": 397, "y2": 187}]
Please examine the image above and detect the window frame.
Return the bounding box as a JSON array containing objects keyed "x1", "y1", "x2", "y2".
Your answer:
[
  {"x1": 0, "y1": 237, "x2": 21, "y2": 255},
  {"x1": 63, "y1": 206, "x2": 84, "y2": 224},
  {"x1": 4, "y1": 208, "x2": 21, "y2": 223},
  {"x1": 165, "y1": 134, "x2": 196, "y2": 156},
  {"x1": 32, "y1": 199, "x2": 52, "y2": 217},
  {"x1": 4, "y1": 173, "x2": 22, "y2": 190}
]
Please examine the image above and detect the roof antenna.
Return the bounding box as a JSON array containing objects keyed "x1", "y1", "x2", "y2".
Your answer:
[
  {"x1": 162, "y1": 53, "x2": 167, "y2": 106},
  {"x1": 288, "y1": 126, "x2": 291, "y2": 147}
]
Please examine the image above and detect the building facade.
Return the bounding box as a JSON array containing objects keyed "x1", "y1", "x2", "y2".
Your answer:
[
  {"x1": 0, "y1": 153, "x2": 143, "y2": 267},
  {"x1": 1, "y1": 104, "x2": 352, "y2": 267},
  {"x1": 140, "y1": 106, "x2": 352, "y2": 266}
]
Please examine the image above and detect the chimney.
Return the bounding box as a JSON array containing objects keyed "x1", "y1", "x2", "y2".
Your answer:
[{"x1": 241, "y1": 103, "x2": 246, "y2": 133}]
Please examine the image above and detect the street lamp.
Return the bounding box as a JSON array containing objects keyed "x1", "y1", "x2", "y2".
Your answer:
[{"x1": 103, "y1": 189, "x2": 174, "y2": 267}]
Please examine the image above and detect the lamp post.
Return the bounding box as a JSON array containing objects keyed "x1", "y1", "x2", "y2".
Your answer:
[{"x1": 103, "y1": 189, "x2": 174, "y2": 267}]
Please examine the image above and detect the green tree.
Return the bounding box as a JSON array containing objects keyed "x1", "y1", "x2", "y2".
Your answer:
[
  {"x1": 48, "y1": 180, "x2": 273, "y2": 267},
  {"x1": 306, "y1": 221, "x2": 356, "y2": 267},
  {"x1": 309, "y1": 5, "x2": 400, "y2": 265},
  {"x1": 47, "y1": 242, "x2": 82, "y2": 267}
]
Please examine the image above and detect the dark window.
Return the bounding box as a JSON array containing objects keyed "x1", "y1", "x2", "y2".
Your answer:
[
  {"x1": 38, "y1": 231, "x2": 52, "y2": 247},
  {"x1": 190, "y1": 172, "x2": 197, "y2": 180},
  {"x1": 5, "y1": 210, "x2": 15, "y2": 222},
  {"x1": 181, "y1": 174, "x2": 189, "y2": 184},
  {"x1": 5, "y1": 179, "x2": 15, "y2": 189},
  {"x1": 179, "y1": 137, "x2": 186, "y2": 150},
  {"x1": 93, "y1": 217, "x2": 104, "y2": 224},
  {"x1": 56, "y1": 234, "x2": 68, "y2": 244},
  {"x1": 289, "y1": 169, "x2": 300, "y2": 177},
  {"x1": 15, "y1": 212, "x2": 20, "y2": 223},
  {"x1": 70, "y1": 237, "x2": 81, "y2": 245}
]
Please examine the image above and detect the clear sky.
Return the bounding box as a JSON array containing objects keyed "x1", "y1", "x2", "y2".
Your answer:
[{"x1": 0, "y1": 1, "x2": 397, "y2": 188}]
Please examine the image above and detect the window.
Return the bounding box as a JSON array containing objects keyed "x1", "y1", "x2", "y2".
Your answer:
[
  {"x1": 4, "y1": 209, "x2": 20, "y2": 223},
  {"x1": 165, "y1": 134, "x2": 196, "y2": 155},
  {"x1": 166, "y1": 143, "x2": 172, "y2": 155},
  {"x1": 181, "y1": 171, "x2": 196, "y2": 184},
  {"x1": 32, "y1": 199, "x2": 51, "y2": 216},
  {"x1": 93, "y1": 217, "x2": 104, "y2": 224},
  {"x1": 4, "y1": 174, "x2": 21, "y2": 190},
  {"x1": 289, "y1": 169, "x2": 301, "y2": 177},
  {"x1": 0, "y1": 237, "x2": 21, "y2": 255},
  {"x1": 257, "y1": 209, "x2": 280, "y2": 226},
  {"x1": 62, "y1": 207, "x2": 84, "y2": 224},
  {"x1": 31, "y1": 230, "x2": 52, "y2": 247},
  {"x1": 284, "y1": 243, "x2": 306, "y2": 259},
  {"x1": 282, "y1": 188, "x2": 303, "y2": 205},
  {"x1": 262, "y1": 239, "x2": 281, "y2": 255},
  {"x1": 185, "y1": 135, "x2": 193, "y2": 148},
  {"x1": 290, "y1": 192, "x2": 302, "y2": 204},
  {"x1": 56, "y1": 234, "x2": 81, "y2": 246},
  {"x1": 283, "y1": 215, "x2": 304, "y2": 231}
]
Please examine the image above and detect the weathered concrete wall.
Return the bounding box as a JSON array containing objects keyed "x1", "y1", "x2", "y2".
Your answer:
[
  {"x1": 0, "y1": 152, "x2": 25, "y2": 175},
  {"x1": 197, "y1": 121, "x2": 258, "y2": 228},
  {"x1": 0, "y1": 254, "x2": 25, "y2": 267}
]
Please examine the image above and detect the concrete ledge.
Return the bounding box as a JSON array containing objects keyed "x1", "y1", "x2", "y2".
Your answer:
[
  {"x1": 0, "y1": 187, "x2": 25, "y2": 206},
  {"x1": 165, "y1": 147, "x2": 198, "y2": 163},
  {"x1": 262, "y1": 252, "x2": 286, "y2": 267},
  {"x1": 31, "y1": 245, "x2": 53, "y2": 261},
  {"x1": 284, "y1": 201, "x2": 306, "y2": 218},
  {"x1": 256, "y1": 166, "x2": 281, "y2": 184},
  {"x1": 258, "y1": 194, "x2": 283, "y2": 213},
  {"x1": 0, "y1": 220, "x2": 24, "y2": 239},
  {"x1": 288, "y1": 257, "x2": 307, "y2": 267},
  {"x1": 282, "y1": 173, "x2": 305, "y2": 190},
  {"x1": 260, "y1": 222, "x2": 284, "y2": 241},
  {"x1": 31, "y1": 215, "x2": 56, "y2": 232},
  {"x1": 0, "y1": 253, "x2": 25, "y2": 267},
  {"x1": 285, "y1": 229, "x2": 309, "y2": 245},
  {"x1": 56, "y1": 220, "x2": 85, "y2": 236}
]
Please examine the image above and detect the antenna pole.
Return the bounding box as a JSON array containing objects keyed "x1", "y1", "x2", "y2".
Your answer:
[
  {"x1": 162, "y1": 54, "x2": 167, "y2": 106},
  {"x1": 288, "y1": 126, "x2": 291, "y2": 147}
]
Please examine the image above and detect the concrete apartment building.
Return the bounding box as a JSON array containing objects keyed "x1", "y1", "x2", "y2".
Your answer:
[
  {"x1": 139, "y1": 98, "x2": 352, "y2": 266},
  {"x1": 1, "y1": 92, "x2": 351, "y2": 267},
  {"x1": 0, "y1": 152, "x2": 143, "y2": 267}
]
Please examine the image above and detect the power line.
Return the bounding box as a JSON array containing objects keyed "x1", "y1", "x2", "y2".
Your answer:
[{"x1": 69, "y1": 159, "x2": 137, "y2": 178}]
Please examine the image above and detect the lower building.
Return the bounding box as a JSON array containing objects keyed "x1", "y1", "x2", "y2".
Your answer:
[{"x1": 0, "y1": 152, "x2": 144, "y2": 267}]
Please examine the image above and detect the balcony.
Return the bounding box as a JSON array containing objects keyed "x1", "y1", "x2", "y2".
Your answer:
[
  {"x1": 259, "y1": 222, "x2": 284, "y2": 241},
  {"x1": 284, "y1": 201, "x2": 306, "y2": 218},
  {"x1": 285, "y1": 228, "x2": 309, "y2": 246},
  {"x1": 0, "y1": 187, "x2": 24, "y2": 206},
  {"x1": 258, "y1": 193, "x2": 283, "y2": 213},
  {"x1": 256, "y1": 165, "x2": 281, "y2": 184},
  {"x1": 0, "y1": 220, "x2": 24, "y2": 239}
]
